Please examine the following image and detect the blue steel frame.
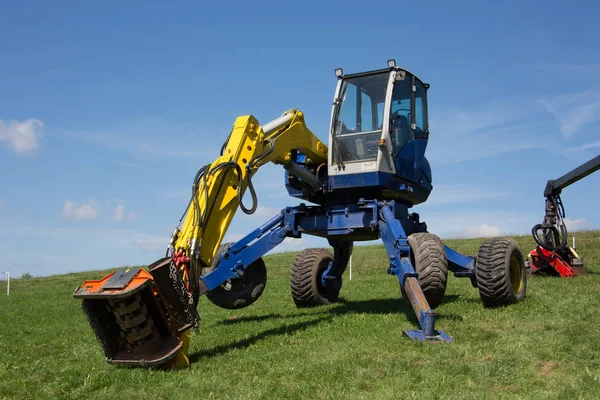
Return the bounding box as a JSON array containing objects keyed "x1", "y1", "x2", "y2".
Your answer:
[{"x1": 199, "y1": 199, "x2": 476, "y2": 342}]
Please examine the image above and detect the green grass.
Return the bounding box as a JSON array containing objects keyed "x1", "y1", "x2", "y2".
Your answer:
[{"x1": 1, "y1": 231, "x2": 600, "y2": 399}]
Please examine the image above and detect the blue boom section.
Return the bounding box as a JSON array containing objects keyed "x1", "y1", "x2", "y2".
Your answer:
[{"x1": 199, "y1": 200, "x2": 476, "y2": 342}]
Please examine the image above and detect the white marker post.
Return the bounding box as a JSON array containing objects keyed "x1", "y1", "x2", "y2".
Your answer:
[
  {"x1": 4, "y1": 272, "x2": 9, "y2": 296},
  {"x1": 349, "y1": 255, "x2": 353, "y2": 281}
]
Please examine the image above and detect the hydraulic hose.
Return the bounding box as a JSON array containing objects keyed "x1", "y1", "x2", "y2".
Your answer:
[
  {"x1": 532, "y1": 195, "x2": 568, "y2": 252},
  {"x1": 208, "y1": 161, "x2": 258, "y2": 215}
]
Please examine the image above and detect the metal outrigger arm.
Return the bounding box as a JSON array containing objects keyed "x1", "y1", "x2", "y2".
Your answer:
[
  {"x1": 377, "y1": 204, "x2": 453, "y2": 342},
  {"x1": 199, "y1": 200, "x2": 477, "y2": 343}
]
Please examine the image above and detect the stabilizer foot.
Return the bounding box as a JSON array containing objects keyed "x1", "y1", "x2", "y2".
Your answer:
[{"x1": 403, "y1": 329, "x2": 453, "y2": 343}]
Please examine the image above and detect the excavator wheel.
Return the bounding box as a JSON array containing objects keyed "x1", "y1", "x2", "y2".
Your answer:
[
  {"x1": 204, "y1": 242, "x2": 267, "y2": 310},
  {"x1": 404, "y1": 232, "x2": 448, "y2": 309},
  {"x1": 290, "y1": 248, "x2": 341, "y2": 308},
  {"x1": 475, "y1": 237, "x2": 526, "y2": 307}
]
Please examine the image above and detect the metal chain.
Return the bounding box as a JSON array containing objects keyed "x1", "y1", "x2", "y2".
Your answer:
[{"x1": 169, "y1": 260, "x2": 200, "y2": 332}]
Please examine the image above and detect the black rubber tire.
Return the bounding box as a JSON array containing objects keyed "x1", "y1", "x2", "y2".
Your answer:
[
  {"x1": 475, "y1": 237, "x2": 526, "y2": 308},
  {"x1": 290, "y1": 248, "x2": 339, "y2": 308},
  {"x1": 404, "y1": 233, "x2": 448, "y2": 309},
  {"x1": 203, "y1": 242, "x2": 267, "y2": 310}
]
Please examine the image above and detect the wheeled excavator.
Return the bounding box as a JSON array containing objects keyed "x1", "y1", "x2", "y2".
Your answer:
[{"x1": 74, "y1": 60, "x2": 527, "y2": 369}]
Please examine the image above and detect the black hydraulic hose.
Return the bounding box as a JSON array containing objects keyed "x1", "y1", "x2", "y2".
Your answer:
[
  {"x1": 220, "y1": 129, "x2": 233, "y2": 156},
  {"x1": 532, "y1": 224, "x2": 556, "y2": 249},
  {"x1": 168, "y1": 157, "x2": 259, "y2": 298},
  {"x1": 191, "y1": 164, "x2": 211, "y2": 227},
  {"x1": 209, "y1": 161, "x2": 258, "y2": 215},
  {"x1": 556, "y1": 195, "x2": 566, "y2": 220},
  {"x1": 247, "y1": 141, "x2": 274, "y2": 172},
  {"x1": 168, "y1": 142, "x2": 270, "y2": 256},
  {"x1": 551, "y1": 195, "x2": 568, "y2": 251},
  {"x1": 554, "y1": 218, "x2": 568, "y2": 251},
  {"x1": 554, "y1": 195, "x2": 568, "y2": 250},
  {"x1": 532, "y1": 222, "x2": 568, "y2": 252},
  {"x1": 532, "y1": 195, "x2": 568, "y2": 252},
  {"x1": 166, "y1": 163, "x2": 210, "y2": 257},
  {"x1": 241, "y1": 168, "x2": 258, "y2": 214},
  {"x1": 198, "y1": 172, "x2": 209, "y2": 226}
]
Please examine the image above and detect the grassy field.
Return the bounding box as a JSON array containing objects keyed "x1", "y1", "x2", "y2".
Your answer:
[{"x1": 1, "y1": 231, "x2": 599, "y2": 399}]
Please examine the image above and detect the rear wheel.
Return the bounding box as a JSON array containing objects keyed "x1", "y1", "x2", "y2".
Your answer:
[
  {"x1": 203, "y1": 242, "x2": 267, "y2": 310},
  {"x1": 404, "y1": 233, "x2": 448, "y2": 309},
  {"x1": 475, "y1": 237, "x2": 526, "y2": 307},
  {"x1": 290, "y1": 248, "x2": 340, "y2": 308}
]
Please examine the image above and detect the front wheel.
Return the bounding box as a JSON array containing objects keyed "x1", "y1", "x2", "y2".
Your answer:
[
  {"x1": 475, "y1": 237, "x2": 526, "y2": 307},
  {"x1": 203, "y1": 243, "x2": 267, "y2": 310}
]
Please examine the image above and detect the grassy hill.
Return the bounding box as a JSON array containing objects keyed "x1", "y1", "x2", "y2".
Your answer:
[{"x1": 1, "y1": 231, "x2": 599, "y2": 399}]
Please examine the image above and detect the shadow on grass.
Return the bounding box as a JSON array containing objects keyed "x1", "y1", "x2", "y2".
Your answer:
[
  {"x1": 215, "y1": 311, "x2": 320, "y2": 326},
  {"x1": 528, "y1": 270, "x2": 599, "y2": 277},
  {"x1": 190, "y1": 316, "x2": 333, "y2": 361},
  {"x1": 194, "y1": 295, "x2": 465, "y2": 360},
  {"x1": 216, "y1": 295, "x2": 463, "y2": 327},
  {"x1": 333, "y1": 297, "x2": 412, "y2": 315},
  {"x1": 334, "y1": 294, "x2": 461, "y2": 314},
  {"x1": 332, "y1": 295, "x2": 464, "y2": 323}
]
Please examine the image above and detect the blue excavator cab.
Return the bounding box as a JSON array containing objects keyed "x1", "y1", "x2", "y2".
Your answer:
[{"x1": 286, "y1": 62, "x2": 432, "y2": 207}]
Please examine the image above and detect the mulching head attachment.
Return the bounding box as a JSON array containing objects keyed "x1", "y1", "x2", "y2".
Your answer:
[{"x1": 73, "y1": 258, "x2": 199, "y2": 367}]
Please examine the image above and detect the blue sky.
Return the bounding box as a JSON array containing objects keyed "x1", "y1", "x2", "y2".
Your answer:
[{"x1": 1, "y1": 0, "x2": 599, "y2": 278}]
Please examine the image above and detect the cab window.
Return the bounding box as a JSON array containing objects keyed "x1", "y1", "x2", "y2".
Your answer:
[
  {"x1": 389, "y1": 75, "x2": 428, "y2": 154},
  {"x1": 415, "y1": 81, "x2": 428, "y2": 134},
  {"x1": 389, "y1": 76, "x2": 411, "y2": 154},
  {"x1": 333, "y1": 73, "x2": 388, "y2": 162}
]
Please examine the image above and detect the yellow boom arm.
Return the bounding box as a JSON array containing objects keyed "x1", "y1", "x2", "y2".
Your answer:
[{"x1": 169, "y1": 109, "x2": 328, "y2": 293}]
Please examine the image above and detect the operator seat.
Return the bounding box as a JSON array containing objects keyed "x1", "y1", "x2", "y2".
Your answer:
[{"x1": 391, "y1": 114, "x2": 411, "y2": 152}]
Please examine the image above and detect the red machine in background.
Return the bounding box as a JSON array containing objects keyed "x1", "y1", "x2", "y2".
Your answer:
[{"x1": 527, "y1": 155, "x2": 600, "y2": 277}]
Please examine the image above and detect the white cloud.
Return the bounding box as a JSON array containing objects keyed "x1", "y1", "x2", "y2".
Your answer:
[
  {"x1": 563, "y1": 217, "x2": 588, "y2": 232},
  {"x1": 58, "y1": 118, "x2": 224, "y2": 160},
  {"x1": 113, "y1": 205, "x2": 125, "y2": 221},
  {"x1": 462, "y1": 224, "x2": 502, "y2": 238},
  {"x1": 113, "y1": 160, "x2": 143, "y2": 169},
  {"x1": 270, "y1": 237, "x2": 312, "y2": 253},
  {"x1": 137, "y1": 141, "x2": 153, "y2": 152},
  {"x1": 427, "y1": 102, "x2": 547, "y2": 167},
  {"x1": 62, "y1": 200, "x2": 99, "y2": 221},
  {"x1": 136, "y1": 141, "x2": 211, "y2": 158},
  {"x1": 112, "y1": 204, "x2": 137, "y2": 222},
  {"x1": 0, "y1": 200, "x2": 4, "y2": 207},
  {"x1": 252, "y1": 205, "x2": 284, "y2": 218},
  {"x1": 536, "y1": 64, "x2": 600, "y2": 80},
  {"x1": 538, "y1": 90, "x2": 600, "y2": 137},
  {"x1": 0, "y1": 119, "x2": 44, "y2": 154},
  {"x1": 135, "y1": 241, "x2": 164, "y2": 252},
  {"x1": 62, "y1": 199, "x2": 136, "y2": 222},
  {"x1": 567, "y1": 140, "x2": 600, "y2": 152},
  {"x1": 223, "y1": 233, "x2": 245, "y2": 244},
  {"x1": 5, "y1": 224, "x2": 168, "y2": 256},
  {"x1": 424, "y1": 184, "x2": 510, "y2": 206},
  {"x1": 422, "y1": 210, "x2": 538, "y2": 240}
]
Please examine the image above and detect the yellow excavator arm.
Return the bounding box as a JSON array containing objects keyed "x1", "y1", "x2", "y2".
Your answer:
[
  {"x1": 73, "y1": 108, "x2": 328, "y2": 369},
  {"x1": 170, "y1": 109, "x2": 328, "y2": 296}
]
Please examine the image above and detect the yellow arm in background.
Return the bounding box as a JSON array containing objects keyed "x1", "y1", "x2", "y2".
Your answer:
[{"x1": 170, "y1": 109, "x2": 328, "y2": 293}]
